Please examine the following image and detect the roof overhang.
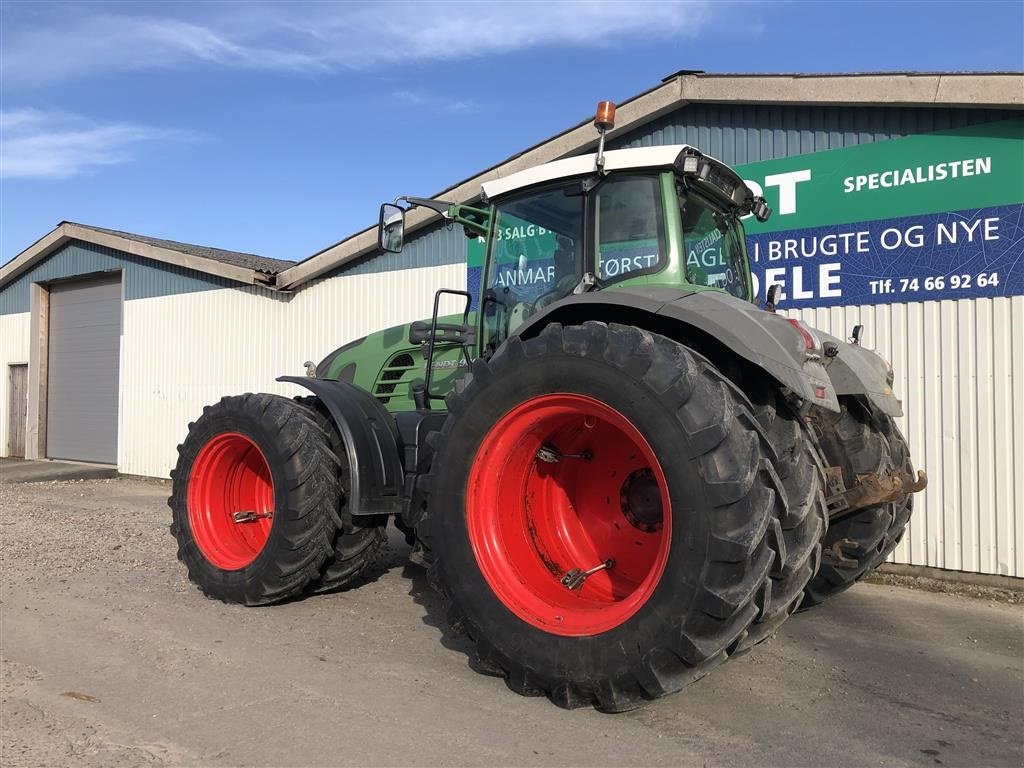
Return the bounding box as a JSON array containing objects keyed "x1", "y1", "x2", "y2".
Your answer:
[
  {"x1": 274, "y1": 71, "x2": 1024, "y2": 290},
  {"x1": 0, "y1": 222, "x2": 276, "y2": 290}
]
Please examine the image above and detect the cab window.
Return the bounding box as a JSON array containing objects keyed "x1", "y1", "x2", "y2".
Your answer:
[
  {"x1": 680, "y1": 192, "x2": 750, "y2": 300},
  {"x1": 486, "y1": 183, "x2": 583, "y2": 305},
  {"x1": 595, "y1": 175, "x2": 665, "y2": 283},
  {"x1": 482, "y1": 182, "x2": 584, "y2": 348}
]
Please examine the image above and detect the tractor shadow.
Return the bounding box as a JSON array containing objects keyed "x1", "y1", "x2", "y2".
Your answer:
[
  {"x1": 287, "y1": 526, "x2": 403, "y2": 602},
  {"x1": 402, "y1": 559, "x2": 480, "y2": 667},
  {"x1": 358, "y1": 525, "x2": 482, "y2": 671}
]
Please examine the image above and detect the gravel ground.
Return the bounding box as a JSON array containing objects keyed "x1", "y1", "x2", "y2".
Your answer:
[{"x1": 1, "y1": 477, "x2": 1022, "y2": 768}]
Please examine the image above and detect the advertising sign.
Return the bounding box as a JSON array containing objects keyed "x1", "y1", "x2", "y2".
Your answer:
[{"x1": 736, "y1": 118, "x2": 1023, "y2": 307}]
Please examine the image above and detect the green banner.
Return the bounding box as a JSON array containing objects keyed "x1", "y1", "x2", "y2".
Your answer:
[{"x1": 736, "y1": 118, "x2": 1023, "y2": 235}]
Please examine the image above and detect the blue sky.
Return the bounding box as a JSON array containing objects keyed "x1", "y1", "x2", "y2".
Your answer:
[{"x1": 2, "y1": 0, "x2": 1022, "y2": 265}]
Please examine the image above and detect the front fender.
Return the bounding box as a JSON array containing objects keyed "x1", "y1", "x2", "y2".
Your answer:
[
  {"x1": 277, "y1": 376, "x2": 404, "y2": 517},
  {"x1": 658, "y1": 291, "x2": 840, "y2": 412},
  {"x1": 817, "y1": 334, "x2": 903, "y2": 417}
]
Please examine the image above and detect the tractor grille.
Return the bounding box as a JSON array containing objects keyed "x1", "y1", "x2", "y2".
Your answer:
[{"x1": 373, "y1": 351, "x2": 419, "y2": 404}]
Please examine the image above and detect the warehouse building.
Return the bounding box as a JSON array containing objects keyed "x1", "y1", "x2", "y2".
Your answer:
[{"x1": 1, "y1": 71, "x2": 1022, "y2": 580}]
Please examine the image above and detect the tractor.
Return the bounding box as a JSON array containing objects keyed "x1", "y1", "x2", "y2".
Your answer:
[{"x1": 169, "y1": 102, "x2": 926, "y2": 712}]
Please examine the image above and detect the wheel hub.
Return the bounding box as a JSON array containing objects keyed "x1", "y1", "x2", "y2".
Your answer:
[
  {"x1": 466, "y1": 393, "x2": 672, "y2": 637},
  {"x1": 620, "y1": 468, "x2": 663, "y2": 532}
]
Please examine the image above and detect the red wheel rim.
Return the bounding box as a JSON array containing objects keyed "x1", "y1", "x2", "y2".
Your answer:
[
  {"x1": 187, "y1": 432, "x2": 275, "y2": 570},
  {"x1": 466, "y1": 394, "x2": 671, "y2": 636}
]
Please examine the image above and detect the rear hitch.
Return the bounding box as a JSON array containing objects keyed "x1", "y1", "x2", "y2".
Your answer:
[
  {"x1": 824, "y1": 467, "x2": 929, "y2": 518},
  {"x1": 822, "y1": 538, "x2": 860, "y2": 567}
]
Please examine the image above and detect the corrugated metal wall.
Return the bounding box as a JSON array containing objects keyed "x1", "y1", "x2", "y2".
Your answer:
[
  {"x1": 0, "y1": 241, "x2": 235, "y2": 315},
  {"x1": 0, "y1": 312, "x2": 31, "y2": 457},
  {"x1": 787, "y1": 298, "x2": 1023, "y2": 578},
  {"x1": 327, "y1": 220, "x2": 466, "y2": 278},
  {"x1": 611, "y1": 104, "x2": 1019, "y2": 163},
  {"x1": 117, "y1": 262, "x2": 467, "y2": 477}
]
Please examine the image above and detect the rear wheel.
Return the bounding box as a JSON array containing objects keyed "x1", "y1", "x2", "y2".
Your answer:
[
  {"x1": 421, "y1": 322, "x2": 803, "y2": 711},
  {"x1": 740, "y1": 388, "x2": 827, "y2": 649},
  {"x1": 879, "y1": 412, "x2": 916, "y2": 555},
  {"x1": 169, "y1": 394, "x2": 337, "y2": 605},
  {"x1": 802, "y1": 397, "x2": 913, "y2": 607}
]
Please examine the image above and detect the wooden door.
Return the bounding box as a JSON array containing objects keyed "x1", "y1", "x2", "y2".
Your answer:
[{"x1": 8, "y1": 364, "x2": 28, "y2": 458}]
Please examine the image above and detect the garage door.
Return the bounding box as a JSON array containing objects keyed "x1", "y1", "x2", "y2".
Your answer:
[{"x1": 46, "y1": 274, "x2": 122, "y2": 463}]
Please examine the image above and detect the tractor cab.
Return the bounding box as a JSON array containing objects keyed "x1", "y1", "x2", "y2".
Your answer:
[{"x1": 379, "y1": 102, "x2": 772, "y2": 366}]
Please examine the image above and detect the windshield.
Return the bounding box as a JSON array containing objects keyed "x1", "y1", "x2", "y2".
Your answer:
[{"x1": 680, "y1": 191, "x2": 750, "y2": 300}]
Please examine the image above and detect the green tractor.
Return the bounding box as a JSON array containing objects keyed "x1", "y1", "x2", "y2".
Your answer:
[{"x1": 169, "y1": 103, "x2": 926, "y2": 711}]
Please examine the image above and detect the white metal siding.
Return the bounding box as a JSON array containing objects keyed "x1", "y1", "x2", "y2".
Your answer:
[
  {"x1": 788, "y1": 296, "x2": 1024, "y2": 578},
  {"x1": 118, "y1": 262, "x2": 467, "y2": 478},
  {"x1": 0, "y1": 312, "x2": 31, "y2": 458}
]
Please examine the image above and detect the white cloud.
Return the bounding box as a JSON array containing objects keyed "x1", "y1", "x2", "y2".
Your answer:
[
  {"x1": 393, "y1": 90, "x2": 479, "y2": 114},
  {"x1": 0, "y1": 1, "x2": 719, "y2": 87},
  {"x1": 0, "y1": 109, "x2": 196, "y2": 179}
]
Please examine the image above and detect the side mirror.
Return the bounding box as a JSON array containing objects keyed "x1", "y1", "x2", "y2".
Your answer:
[
  {"x1": 751, "y1": 196, "x2": 772, "y2": 223},
  {"x1": 379, "y1": 203, "x2": 405, "y2": 254},
  {"x1": 765, "y1": 283, "x2": 782, "y2": 312}
]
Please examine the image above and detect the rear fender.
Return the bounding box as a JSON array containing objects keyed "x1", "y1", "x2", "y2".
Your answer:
[
  {"x1": 278, "y1": 376, "x2": 404, "y2": 517},
  {"x1": 514, "y1": 287, "x2": 841, "y2": 412}
]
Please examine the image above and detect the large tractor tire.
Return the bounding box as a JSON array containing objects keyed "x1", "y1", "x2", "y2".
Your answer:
[
  {"x1": 880, "y1": 412, "x2": 916, "y2": 550},
  {"x1": 294, "y1": 397, "x2": 386, "y2": 594},
  {"x1": 739, "y1": 388, "x2": 828, "y2": 649},
  {"x1": 802, "y1": 397, "x2": 915, "y2": 608},
  {"x1": 419, "y1": 322, "x2": 822, "y2": 712},
  {"x1": 169, "y1": 394, "x2": 338, "y2": 605}
]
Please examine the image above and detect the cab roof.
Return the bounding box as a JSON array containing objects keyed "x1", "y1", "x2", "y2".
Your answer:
[{"x1": 480, "y1": 145, "x2": 693, "y2": 201}]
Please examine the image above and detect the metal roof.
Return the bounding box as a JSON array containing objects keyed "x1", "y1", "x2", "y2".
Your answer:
[
  {"x1": 67, "y1": 224, "x2": 294, "y2": 275},
  {"x1": 0, "y1": 222, "x2": 293, "y2": 290}
]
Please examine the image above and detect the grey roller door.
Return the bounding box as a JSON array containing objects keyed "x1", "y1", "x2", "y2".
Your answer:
[{"x1": 46, "y1": 274, "x2": 122, "y2": 463}]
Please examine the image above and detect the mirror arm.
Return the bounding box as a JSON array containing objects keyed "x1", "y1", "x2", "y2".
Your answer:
[
  {"x1": 396, "y1": 196, "x2": 454, "y2": 216},
  {"x1": 448, "y1": 203, "x2": 490, "y2": 237}
]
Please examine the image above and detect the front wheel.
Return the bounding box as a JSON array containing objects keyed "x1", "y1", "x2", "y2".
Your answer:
[
  {"x1": 421, "y1": 322, "x2": 803, "y2": 711},
  {"x1": 169, "y1": 394, "x2": 338, "y2": 605}
]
